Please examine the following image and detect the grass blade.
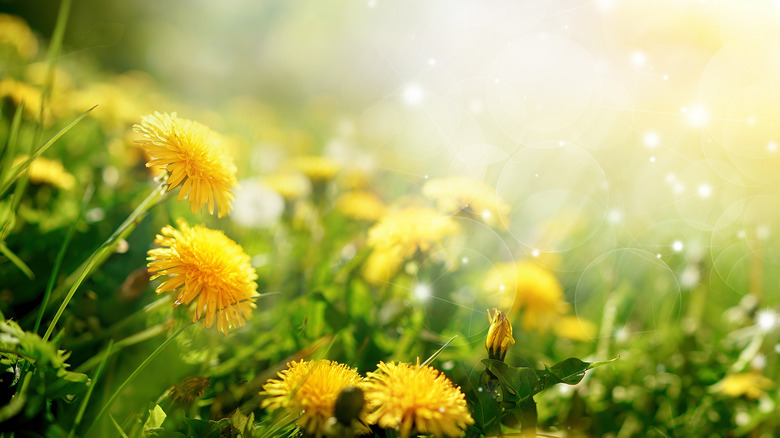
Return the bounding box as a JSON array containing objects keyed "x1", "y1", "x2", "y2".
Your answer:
[
  {"x1": 0, "y1": 102, "x2": 25, "y2": 187},
  {"x1": 0, "y1": 241, "x2": 34, "y2": 279},
  {"x1": 420, "y1": 334, "x2": 457, "y2": 368},
  {"x1": 33, "y1": 184, "x2": 94, "y2": 334},
  {"x1": 0, "y1": 104, "x2": 97, "y2": 198},
  {"x1": 42, "y1": 181, "x2": 165, "y2": 342},
  {"x1": 90, "y1": 323, "x2": 193, "y2": 430},
  {"x1": 68, "y1": 339, "x2": 113, "y2": 438}
]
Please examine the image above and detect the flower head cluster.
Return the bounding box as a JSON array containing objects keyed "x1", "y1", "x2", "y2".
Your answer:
[
  {"x1": 362, "y1": 206, "x2": 459, "y2": 285},
  {"x1": 363, "y1": 361, "x2": 474, "y2": 438},
  {"x1": 13, "y1": 155, "x2": 75, "y2": 190},
  {"x1": 134, "y1": 112, "x2": 237, "y2": 217},
  {"x1": 261, "y1": 359, "x2": 365, "y2": 437},
  {"x1": 147, "y1": 219, "x2": 258, "y2": 333},
  {"x1": 422, "y1": 176, "x2": 510, "y2": 228}
]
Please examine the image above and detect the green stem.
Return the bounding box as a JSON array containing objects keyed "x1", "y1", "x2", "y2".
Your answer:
[
  {"x1": 42, "y1": 182, "x2": 165, "y2": 342},
  {"x1": 69, "y1": 340, "x2": 113, "y2": 438},
  {"x1": 91, "y1": 323, "x2": 193, "y2": 429},
  {"x1": 34, "y1": 184, "x2": 93, "y2": 334}
]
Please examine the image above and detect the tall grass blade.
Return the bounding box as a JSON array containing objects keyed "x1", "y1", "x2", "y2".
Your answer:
[
  {"x1": 33, "y1": 184, "x2": 94, "y2": 334},
  {"x1": 69, "y1": 339, "x2": 113, "y2": 438},
  {"x1": 0, "y1": 105, "x2": 97, "y2": 197}
]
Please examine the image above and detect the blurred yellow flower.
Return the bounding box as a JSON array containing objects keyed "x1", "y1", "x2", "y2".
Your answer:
[
  {"x1": 361, "y1": 246, "x2": 405, "y2": 286},
  {"x1": 422, "y1": 176, "x2": 510, "y2": 228},
  {"x1": 0, "y1": 78, "x2": 43, "y2": 118},
  {"x1": 335, "y1": 190, "x2": 387, "y2": 222},
  {"x1": 554, "y1": 315, "x2": 597, "y2": 341},
  {"x1": 486, "y1": 308, "x2": 515, "y2": 361},
  {"x1": 291, "y1": 155, "x2": 340, "y2": 182},
  {"x1": 263, "y1": 171, "x2": 311, "y2": 200},
  {"x1": 261, "y1": 359, "x2": 364, "y2": 438},
  {"x1": 362, "y1": 206, "x2": 459, "y2": 285},
  {"x1": 0, "y1": 14, "x2": 38, "y2": 59},
  {"x1": 134, "y1": 112, "x2": 237, "y2": 217},
  {"x1": 363, "y1": 361, "x2": 474, "y2": 438},
  {"x1": 147, "y1": 219, "x2": 258, "y2": 334},
  {"x1": 13, "y1": 155, "x2": 75, "y2": 190},
  {"x1": 483, "y1": 261, "x2": 569, "y2": 332},
  {"x1": 717, "y1": 372, "x2": 774, "y2": 399}
]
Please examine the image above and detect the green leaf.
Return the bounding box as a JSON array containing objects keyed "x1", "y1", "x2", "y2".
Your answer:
[
  {"x1": 465, "y1": 379, "x2": 502, "y2": 435},
  {"x1": 143, "y1": 404, "x2": 167, "y2": 433},
  {"x1": 534, "y1": 357, "x2": 618, "y2": 395},
  {"x1": 481, "y1": 359, "x2": 538, "y2": 403}
]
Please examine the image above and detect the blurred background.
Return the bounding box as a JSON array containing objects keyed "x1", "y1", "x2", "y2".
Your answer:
[{"x1": 3, "y1": 0, "x2": 780, "y2": 436}]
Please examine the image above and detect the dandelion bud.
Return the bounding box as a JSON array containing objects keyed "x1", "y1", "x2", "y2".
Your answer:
[{"x1": 486, "y1": 308, "x2": 515, "y2": 361}]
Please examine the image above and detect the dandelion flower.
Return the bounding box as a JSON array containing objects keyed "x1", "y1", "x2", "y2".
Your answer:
[
  {"x1": 0, "y1": 14, "x2": 38, "y2": 59},
  {"x1": 291, "y1": 155, "x2": 340, "y2": 182},
  {"x1": 13, "y1": 155, "x2": 75, "y2": 190},
  {"x1": 362, "y1": 206, "x2": 459, "y2": 285},
  {"x1": 335, "y1": 191, "x2": 387, "y2": 222},
  {"x1": 483, "y1": 261, "x2": 569, "y2": 332},
  {"x1": 147, "y1": 219, "x2": 258, "y2": 333},
  {"x1": 422, "y1": 176, "x2": 510, "y2": 228},
  {"x1": 554, "y1": 315, "x2": 597, "y2": 341},
  {"x1": 363, "y1": 361, "x2": 474, "y2": 438},
  {"x1": 0, "y1": 78, "x2": 43, "y2": 118},
  {"x1": 134, "y1": 112, "x2": 237, "y2": 217},
  {"x1": 717, "y1": 372, "x2": 774, "y2": 399},
  {"x1": 262, "y1": 171, "x2": 311, "y2": 200},
  {"x1": 261, "y1": 359, "x2": 365, "y2": 438}
]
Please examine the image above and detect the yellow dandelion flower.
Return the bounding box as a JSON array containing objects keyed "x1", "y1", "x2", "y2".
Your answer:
[
  {"x1": 0, "y1": 14, "x2": 38, "y2": 59},
  {"x1": 13, "y1": 155, "x2": 75, "y2": 190},
  {"x1": 361, "y1": 246, "x2": 405, "y2": 286},
  {"x1": 554, "y1": 315, "x2": 597, "y2": 341},
  {"x1": 147, "y1": 219, "x2": 258, "y2": 334},
  {"x1": 261, "y1": 359, "x2": 365, "y2": 438},
  {"x1": 483, "y1": 261, "x2": 569, "y2": 332},
  {"x1": 362, "y1": 206, "x2": 459, "y2": 285},
  {"x1": 134, "y1": 112, "x2": 237, "y2": 217},
  {"x1": 291, "y1": 155, "x2": 340, "y2": 182},
  {"x1": 0, "y1": 78, "x2": 43, "y2": 118},
  {"x1": 422, "y1": 176, "x2": 510, "y2": 228},
  {"x1": 335, "y1": 191, "x2": 387, "y2": 222},
  {"x1": 717, "y1": 372, "x2": 774, "y2": 399},
  {"x1": 363, "y1": 361, "x2": 474, "y2": 438},
  {"x1": 262, "y1": 171, "x2": 311, "y2": 200}
]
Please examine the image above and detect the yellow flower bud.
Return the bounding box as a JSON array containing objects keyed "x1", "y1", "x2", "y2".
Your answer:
[{"x1": 486, "y1": 308, "x2": 515, "y2": 361}]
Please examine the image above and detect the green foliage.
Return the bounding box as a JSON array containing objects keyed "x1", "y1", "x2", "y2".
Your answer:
[{"x1": 0, "y1": 319, "x2": 88, "y2": 422}]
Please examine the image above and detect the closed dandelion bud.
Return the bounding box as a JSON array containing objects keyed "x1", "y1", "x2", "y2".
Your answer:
[
  {"x1": 334, "y1": 386, "x2": 364, "y2": 426},
  {"x1": 486, "y1": 308, "x2": 515, "y2": 361}
]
